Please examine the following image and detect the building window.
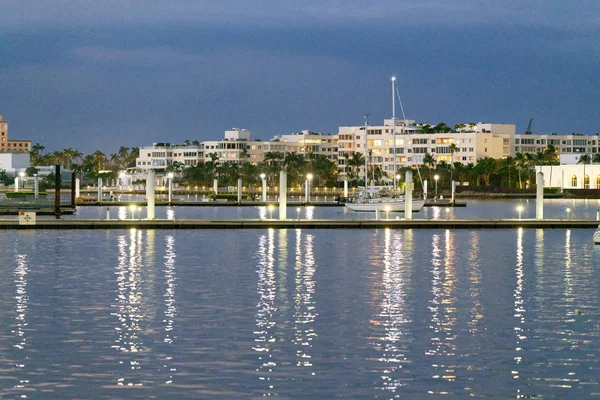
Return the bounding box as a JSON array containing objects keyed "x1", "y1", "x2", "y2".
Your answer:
[
  {"x1": 584, "y1": 175, "x2": 590, "y2": 189},
  {"x1": 571, "y1": 175, "x2": 577, "y2": 187}
]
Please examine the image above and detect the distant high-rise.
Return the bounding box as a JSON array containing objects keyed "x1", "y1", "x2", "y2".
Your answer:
[{"x1": 0, "y1": 113, "x2": 31, "y2": 153}]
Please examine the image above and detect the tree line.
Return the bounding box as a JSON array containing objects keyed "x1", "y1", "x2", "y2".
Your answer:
[{"x1": 6, "y1": 141, "x2": 595, "y2": 191}]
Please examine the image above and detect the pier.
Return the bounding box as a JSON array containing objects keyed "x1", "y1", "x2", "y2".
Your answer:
[{"x1": 0, "y1": 218, "x2": 597, "y2": 230}]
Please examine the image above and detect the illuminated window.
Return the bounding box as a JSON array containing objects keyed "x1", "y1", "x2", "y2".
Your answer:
[
  {"x1": 571, "y1": 175, "x2": 577, "y2": 187},
  {"x1": 584, "y1": 175, "x2": 590, "y2": 189}
]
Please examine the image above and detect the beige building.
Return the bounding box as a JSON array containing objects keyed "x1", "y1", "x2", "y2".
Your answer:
[
  {"x1": 337, "y1": 119, "x2": 515, "y2": 181},
  {"x1": 0, "y1": 114, "x2": 31, "y2": 153}
]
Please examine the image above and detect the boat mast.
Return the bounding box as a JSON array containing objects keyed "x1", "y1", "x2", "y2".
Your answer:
[
  {"x1": 392, "y1": 76, "x2": 397, "y2": 195},
  {"x1": 364, "y1": 114, "x2": 369, "y2": 196}
]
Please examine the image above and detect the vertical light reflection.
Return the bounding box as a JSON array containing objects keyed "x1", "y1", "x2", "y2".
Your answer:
[
  {"x1": 118, "y1": 206, "x2": 127, "y2": 220},
  {"x1": 162, "y1": 235, "x2": 177, "y2": 384},
  {"x1": 440, "y1": 230, "x2": 457, "y2": 379},
  {"x1": 426, "y1": 233, "x2": 442, "y2": 359},
  {"x1": 12, "y1": 254, "x2": 30, "y2": 396},
  {"x1": 305, "y1": 206, "x2": 315, "y2": 220},
  {"x1": 513, "y1": 228, "x2": 526, "y2": 386},
  {"x1": 564, "y1": 229, "x2": 573, "y2": 301},
  {"x1": 253, "y1": 229, "x2": 277, "y2": 396},
  {"x1": 376, "y1": 228, "x2": 412, "y2": 395},
  {"x1": 292, "y1": 229, "x2": 317, "y2": 370},
  {"x1": 166, "y1": 208, "x2": 175, "y2": 220},
  {"x1": 112, "y1": 228, "x2": 145, "y2": 386},
  {"x1": 257, "y1": 206, "x2": 267, "y2": 220},
  {"x1": 467, "y1": 232, "x2": 483, "y2": 336},
  {"x1": 426, "y1": 230, "x2": 458, "y2": 391}
]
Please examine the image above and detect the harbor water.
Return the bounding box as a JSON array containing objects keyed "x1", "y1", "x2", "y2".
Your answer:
[{"x1": 1, "y1": 223, "x2": 600, "y2": 398}]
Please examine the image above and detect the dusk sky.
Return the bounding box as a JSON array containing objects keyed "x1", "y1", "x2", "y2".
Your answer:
[{"x1": 1, "y1": 0, "x2": 598, "y2": 154}]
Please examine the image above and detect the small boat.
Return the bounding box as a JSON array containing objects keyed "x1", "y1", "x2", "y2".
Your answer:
[
  {"x1": 345, "y1": 196, "x2": 425, "y2": 212},
  {"x1": 593, "y1": 225, "x2": 600, "y2": 244}
]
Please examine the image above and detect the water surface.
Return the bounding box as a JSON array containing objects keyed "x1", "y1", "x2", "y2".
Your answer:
[{"x1": 1, "y1": 228, "x2": 599, "y2": 398}]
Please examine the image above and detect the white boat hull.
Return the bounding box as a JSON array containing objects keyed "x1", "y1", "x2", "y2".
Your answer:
[
  {"x1": 345, "y1": 200, "x2": 425, "y2": 212},
  {"x1": 593, "y1": 230, "x2": 600, "y2": 244}
]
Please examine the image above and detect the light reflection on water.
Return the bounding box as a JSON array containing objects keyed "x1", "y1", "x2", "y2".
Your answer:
[{"x1": 0, "y1": 229, "x2": 599, "y2": 398}]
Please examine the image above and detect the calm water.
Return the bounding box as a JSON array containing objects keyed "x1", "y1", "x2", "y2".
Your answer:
[{"x1": 1, "y1": 228, "x2": 599, "y2": 399}]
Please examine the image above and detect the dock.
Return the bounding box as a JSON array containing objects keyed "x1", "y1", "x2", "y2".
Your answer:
[
  {"x1": 0, "y1": 218, "x2": 597, "y2": 230},
  {"x1": 74, "y1": 200, "x2": 467, "y2": 207}
]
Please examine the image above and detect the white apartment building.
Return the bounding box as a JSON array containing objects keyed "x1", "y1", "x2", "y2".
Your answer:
[
  {"x1": 136, "y1": 142, "x2": 204, "y2": 169},
  {"x1": 515, "y1": 133, "x2": 600, "y2": 156},
  {"x1": 271, "y1": 130, "x2": 338, "y2": 160},
  {"x1": 337, "y1": 119, "x2": 515, "y2": 181},
  {"x1": 136, "y1": 128, "x2": 338, "y2": 169}
]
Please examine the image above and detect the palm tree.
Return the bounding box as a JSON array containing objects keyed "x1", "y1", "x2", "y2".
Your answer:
[
  {"x1": 346, "y1": 152, "x2": 365, "y2": 184},
  {"x1": 422, "y1": 153, "x2": 436, "y2": 183},
  {"x1": 578, "y1": 153, "x2": 591, "y2": 188},
  {"x1": 29, "y1": 143, "x2": 45, "y2": 166},
  {"x1": 544, "y1": 144, "x2": 558, "y2": 188},
  {"x1": 449, "y1": 143, "x2": 457, "y2": 183}
]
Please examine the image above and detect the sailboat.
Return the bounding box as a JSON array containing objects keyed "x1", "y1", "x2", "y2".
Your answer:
[{"x1": 345, "y1": 81, "x2": 425, "y2": 213}]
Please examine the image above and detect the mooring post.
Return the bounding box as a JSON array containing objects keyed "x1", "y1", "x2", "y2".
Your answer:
[{"x1": 55, "y1": 165, "x2": 61, "y2": 219}]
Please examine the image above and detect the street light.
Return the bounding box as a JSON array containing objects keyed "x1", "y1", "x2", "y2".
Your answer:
[
  {"x1": 434, "y1": 174, "x2": 439, "y2": 198},
  {"x1": 18, "y1": 171, "x2": 25, "y2": 190},
  {"x1": 306, "y1": 173, "x2": 313, "y2": 203},
  {"x1": 167, "y1": 173, "x2": 174, "y2": 204},
  {"x1": 517, "y1": 205, "x2": 523, "y2": 220},
  {"x1": 260, "y1": 173, "x2": 267, "y2": 202},
  {"x1": 566, "y1": 208, "x2": 571, "y2": 220}
]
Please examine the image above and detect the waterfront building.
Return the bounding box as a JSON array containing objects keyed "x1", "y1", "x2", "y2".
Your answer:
[
  {"x1": 271, "y1": 130, "x2": 338, "y2": 161},
  {"x1": 0, "y1": 113, "x2": 31, "y2": 175},
  {"x1": 0, "y1": 114, "x2": 30, "y2": 153},
  {"x1": 337, "y1": 119, "x2": 514, "y2": 182},
  {"x1": 514, "y1": 132, "x2": 600, "y2": 156},
  {"x1": 136, "y1": 142, "x2": 204, "y2": 169},
  {"x1": 536, "y1": 164, "x2": 600, "y2": 189}
]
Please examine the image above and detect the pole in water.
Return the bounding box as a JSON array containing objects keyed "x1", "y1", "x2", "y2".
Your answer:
[{"x1": 106, "y1": 207, "x2": 110, "y2": 220}]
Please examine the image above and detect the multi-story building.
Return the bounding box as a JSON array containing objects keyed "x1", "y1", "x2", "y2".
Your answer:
[
  {"x1": 514, "y1": 132, "x2": 600, "y2": 157},
  {"x1": 0, "y1": 113, "x2": 31, "y2": 175},
  {"x1": 0, "y1": 113, "x2": 31, "y2": 153},
  {"x1": 270, "y1": 130, "x2": 338, "y2": 160},
  {"x1": 337, "y1": 119, "x2": 515, "y2": 181},
  {"x1": 136, "y1": 142, "x2": 204, "y2": 169}
]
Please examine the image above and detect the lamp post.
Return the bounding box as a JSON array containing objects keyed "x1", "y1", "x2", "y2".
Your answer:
[
  {"x1": 517, "y1": 205, "x2": 523, "y2": 220},
  {"x1": 167, "y1": 173, "x2": 174, "y2": 204},
  {"x1": 260, "y1": 173, "x2": 267, "y2": 202},
  {"x1": 18, "y1": 171, "x2": 25, "y2": 191},
  {"x1": 434, "y1": 174, "x2": 439, "y2": 198},
  {"x1": 305, "y1": 173, "x2": 313, "y2": 203}
]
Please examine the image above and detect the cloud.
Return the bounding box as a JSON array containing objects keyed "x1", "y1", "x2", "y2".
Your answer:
[{"x1": 0, "y1": 0, "x2": 598, "y2": 31}]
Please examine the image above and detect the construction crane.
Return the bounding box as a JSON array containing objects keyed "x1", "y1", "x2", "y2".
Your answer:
[{"x1": 524, "y1": 118, "x2": 533, "y2": 134}]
